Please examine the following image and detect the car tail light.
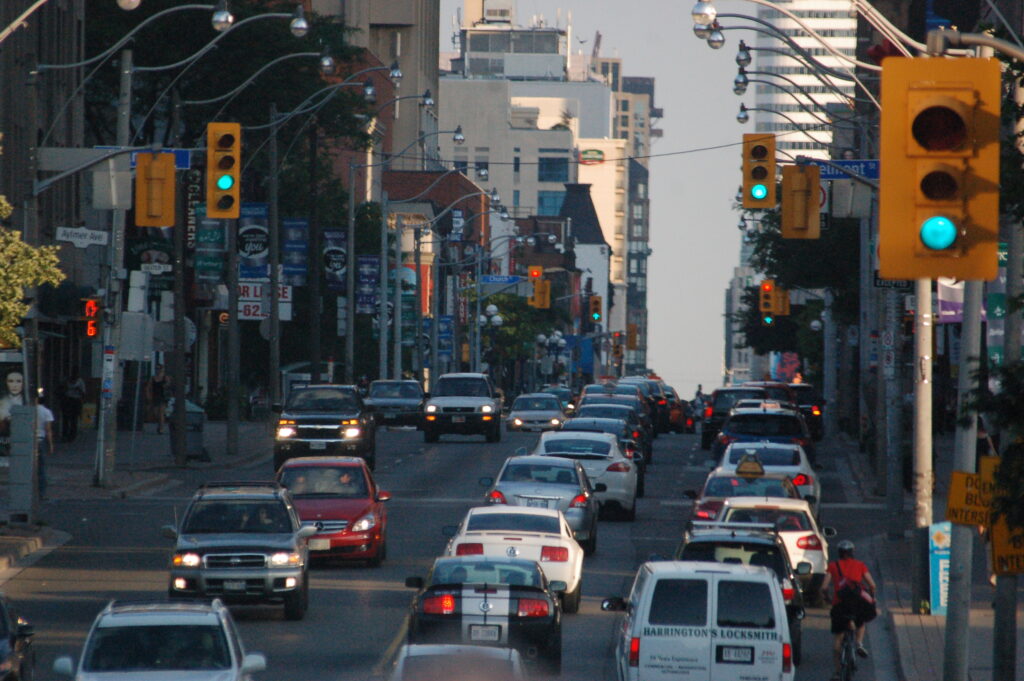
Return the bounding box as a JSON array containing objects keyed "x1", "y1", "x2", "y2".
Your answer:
[
  {"x1": 423, "y1": 594, "x2": 457, "y2": 615},
  {"x1": 796, "y1": 534, "x2": 823, "y2": 550},
  {"x1": 718, "y1": 434, "x2": 735, "y2": 447},
  {"x1": 487, "y1": 489, "x2": 507, "y2": 504},
  {"x1": 540, "y1": 546, "x2": 569, "y2": 562},
  {"x1": 623, "y1": 443, "x2": 637, "y2": 459},
  {"x1": 569, "y1": 494, "x2": 589, "y2": 508},
  {"x1": 658, "y1": 398, "x2": 667, "y2": 405},
  {"x1": 632, "y1": 430, "x2": 640, "y2": 439},
  {"x1": 704, "y1": 406, "x2": 713, "y2": 419},
  {"x1": 791, "y1": 437, "x2": 810, "y2": 448},
  {"x1": 516, "y1": 598, "x2": 550, "y2": 617},
  {"x1": 694, "y1": 501, "x2": 722, "y2": 520},
  {"x1": 782, "y1": 578, "x2": 795, "y2": 603},
  {"x1": 629, "y1": 637, "x2": 640, "y2": 667},
  {"x1": 686, "y1": 418, "x2": 694, "y2": 427},
  {"x1": 811, "y1": 405, "x2": 822, "y2": 416},
  {"x1": 606, "y1": 462, "x2": 631, "y2": 472},
  {"x1": 455, "y1": 543, "x2": 483, "y2": 556},
  {"x1": 791, "y1": 473, "x2": 811, "y2": 487}
]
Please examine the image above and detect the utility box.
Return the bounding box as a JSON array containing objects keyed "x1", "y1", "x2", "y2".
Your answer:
[{"x1": 7, "y1": 405, "x2": 36, "y2": 526}]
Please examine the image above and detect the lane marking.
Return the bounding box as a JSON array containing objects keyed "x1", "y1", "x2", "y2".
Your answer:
[{"x1": 373, "y1": 614, "x2": 410, "y2": 677}]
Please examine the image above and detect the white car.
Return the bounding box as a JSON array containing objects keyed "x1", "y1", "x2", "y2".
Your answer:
[
  {"x1": 390, "y1": 644, "x2": 528, "y2": 681},
  {"x1": 506, "y1": 393, "x2": 565, "y2": 432},
  {"x1": 532, "y1": 431, "x2": 639, "y2": 520},
  {"x1": 443, "y1": 506, "x2": 586, "y2": 613},
  {"x1": 717, "y1": 442, "x2": 820, "y2": 515},
  {"x1": 52, "y1": 598, "x2": 266, "y2": 680},
  {"x1": 718, "y1": 497, "x2": 836, "y2": 591}
]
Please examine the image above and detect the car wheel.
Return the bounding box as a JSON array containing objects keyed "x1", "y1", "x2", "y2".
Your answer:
[
  {"x1": 423, "y1": 428, "x2": 439, "y2": 443},
  {"x1": 622, "y1": 497, "x2": 636, "y2": 521},
  {"x1": 283, "y1": 578, "x2": 308, "y2": 621},
  {"x1": 791, "y1": 619, "x2": 802, "y2": 666},
  {"x1": 561, "y1": 581, "x2": 581, "y2": 614},
  {"x1": 367, "y1": 538, "x2": 386, "y2": 567},
  {"x1": 542, "y1": 637, "x2": 562, "y2": 676},
  {"x1": 583, "y1": 528, "x2": 597, "y2": 556}
]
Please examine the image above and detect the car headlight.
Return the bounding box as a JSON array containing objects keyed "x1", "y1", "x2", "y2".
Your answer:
[
  {"x1": 350, "y1": 512, "x2": 377, "y2": 532},
  {"x1": 481, "y1": 404, "x2": 493, "y2": 414},
  {"x1": 277, "y1": 426, "x2": 297, "y2": 438},
  {"x1": 343, "y1": 427, "x2": 361, "y2": 438},
  {"x1": 513, "y1": 418, "x2": 523, "y2": 426},
  {"x1": 173, "y1": 552, "x2": 201, "y2": 567},
  {"x1": 270, "y1": 552, "x2": 302, "y2": 566},
  {"x1": 425, "y1": 404, "x2": 438, "y2": 413},
  {"x1": 550, "y1": 418, "x2": 561, "y2": 426}
]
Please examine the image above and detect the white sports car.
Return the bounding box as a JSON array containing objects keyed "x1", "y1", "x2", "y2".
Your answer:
[
  {"x1": 532, "y1": 431, "x2": 639, "y2": 520},
  {"x1": 443, "y1": 506, "x2": 586, "y2": 613}
]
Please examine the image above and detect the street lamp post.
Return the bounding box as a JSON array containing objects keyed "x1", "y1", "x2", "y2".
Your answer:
[{"x1": 478, "y1": 305, "x2": 503, "y2": 379}]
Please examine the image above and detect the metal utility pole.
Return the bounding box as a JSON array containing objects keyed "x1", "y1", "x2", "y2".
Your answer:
[
  {"x1": 429, "y1": 235, "x2": 442, "y2": 389},
  {"x1": 268, "y1": 103, "x2": 281, "y2": 407},
  {"x1": 822, "y1": 291, "x2": 838, "y2": 437},
  {"x1": 393, "y1": 215, "x2": 404, "y2": 379},
  {"x1": 942, "y1": 279, "x2": 982, "y2": 681},
  {"x1": 883, "y1": 290, "x2": 903, "y2": 505},
  {"x1": 379, "y1": 192, "x2": 389, "y2": 379},
  {"x1": 345, "y1": 162, "x2": 357, "y2": 383},
  {"x1": 226, "y1": 217, "x2": 239, "y2": 457},
  {"x1": 413, "y1": 227, "x2": 424, "y2": 382},
  {"x1": 913, "y1": 278, "x2": 933, "y2": 530},
  {"x1": 171, "y1": 161, "x2": 187, "y2": 467},
  {"x1": 308, "y1": 123, "x2": 322, "y2": 382}
]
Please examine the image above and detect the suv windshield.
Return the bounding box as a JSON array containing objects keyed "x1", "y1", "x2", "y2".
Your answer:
[
  {"x1": 435, "y1": 377, "x2": 490, "y2": 397},
  {"x1": 286, "y1": 388, "x2": 358, "y2": 412},
  {"x1": 370, "y1": 382, "x2": 421, "y2": 399},
  {"x1": 712, "y1": 389, "x2": 766, "y2": 412},
  {"x1": 726, "y1": 414, "x2": 803, "y2": 436},
  {"x1": 83, "y1": 624, "x2": 231, "y2": 671},
  {"x1": 183, "y1": 500, "x2": 292, "y2": 534}
]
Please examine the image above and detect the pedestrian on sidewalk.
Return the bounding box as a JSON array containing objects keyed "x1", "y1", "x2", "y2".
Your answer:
[
  {"x1": 59, "y1": 371, "x2": 85, "y2": 442},
  {"x1": 146, "y1": 365, "x2": 170, "y2": 434},
  {"x1": 820, "y1": 539, "x2": 878, "y2": 680},
  {"x1": 33, "y1": 393, "x2": 55, "y2": 500}
]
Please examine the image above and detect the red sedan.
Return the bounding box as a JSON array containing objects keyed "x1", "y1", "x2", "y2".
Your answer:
[{"x1": 277, "y1": 456, "x2": 390, "y2": 566}]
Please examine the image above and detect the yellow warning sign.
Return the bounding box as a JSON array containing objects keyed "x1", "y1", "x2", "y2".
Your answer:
[
  {"x1": 944, "y1": 456, "x2": 999, "y2": 527},
  {"x1": 990, "y1": 515, "x2": 1024, "y2": 575}
]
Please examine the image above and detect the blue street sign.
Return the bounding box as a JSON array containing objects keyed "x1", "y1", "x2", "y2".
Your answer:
[
  {"x1": 95, "y1": 146, "x2": 192, "y2": 170},
  {"x1": 807, "y1": 159, "x2": 879, "y2": 181},
  {"x1": 481, "y1": 275, "x2": 522, "y2": 285}
]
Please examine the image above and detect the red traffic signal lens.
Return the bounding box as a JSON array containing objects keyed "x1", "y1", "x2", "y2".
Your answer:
[
  {"x1": 528, "y1": 266, "x2": 543, "y2": 278},
  {"x1": 750, "y1": 144, "x2": 768, "y2": 160},
  {"x1": 912, "y1": 106, "x2": 967, "y2": 151},
  {"x1": 761, "y1": 282, "x2": 774, "y2": 292}
]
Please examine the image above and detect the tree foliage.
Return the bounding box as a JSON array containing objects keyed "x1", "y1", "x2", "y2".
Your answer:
[{"x1": 0, "y1": 230, "x2": 66, "y2": 347}]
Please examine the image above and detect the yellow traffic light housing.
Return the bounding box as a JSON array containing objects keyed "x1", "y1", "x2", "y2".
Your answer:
[
  {"x1": 626, "y1": 323, "x2": 638, "y2": 350},
  {"x1": 780, "y1": 165, "x2": 820, "y2": 239},
  {"x1": 774, "y1": 286, "x2": 791, "y2": 316},
  {"x1": 758, "y1": 279, "x2": 776, "y2": 314},
  {"x1": 532, "y1": 279, "x2": 551, "y2": 309},
  {"x1": 879, "y1": 57, "x2": 1000, "y2": 280},
  {"x1": 134, "y1": 152, "x2": 176, "y2": 227},
  {"x1": 206, "y1": 122, "x2": 241, "y2": 219},
  {"x1": 742, "y1": 133, "x2": 776, "y2": 210},
  {"x1": 589, "y1": 295, "x2": 603, "y2": 322}
]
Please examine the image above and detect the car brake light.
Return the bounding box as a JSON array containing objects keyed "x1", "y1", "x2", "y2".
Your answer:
[
  {"x1": 629, "y1": 637, "x2": 640, "y2": 666},
  {"x1": 791, "y1": 473, "x2": 811, "y2": 487},
  {"x1": 606, "y1": 462, "x2": 631, "y2": 472},
  {"x1": 658, "y1": 399, "x2": 666, "y2": 405},
  {"x1": 791, "y1": 437, "x2": 809, "y2": 448},
  {"x1": 632, "y1": 430, "x2": 640, "y2": 439},
  {"x1": 811, "y1": 405, "x2": 821, "y2": 416},
  {"x1": 455, "y1": 543, "x2": 483, "y2": 555},
  {"x1": 540, "y1": 546, "x2": 569, "y2": 562},
  {"x1": 516, "y1": 598, "x2": 550, "y2": 617},
  {"x1": 423, "y1": 594, "x2": 457, "y2": 615},
  {"x1": 703, "y1": 406, "x2": 712, "y2": 419},
  {"x1": 487, "y1": 489, "x2": 507, "y2": 504},
  {"x1": 695, "y1": 509, "x2": 713, "y2": 519},
  {"x1": 782, "y1": 642, "x2": 792, "y2": 673},
  {"x1": 718, "y1": 434, "x2": 735, "y2": 447},
  {"x1": 687, "y1": 418, "x2": 694, "y2": 427},
  {"x1": 569, "y1": 494, "x2": 589, "y2": 508},
  {"x1": 782, "y1": 579, "x2": 795, "y2": 603},
  {"x1": 796, "y1": 534, "x2": 823, "y2": 550}
]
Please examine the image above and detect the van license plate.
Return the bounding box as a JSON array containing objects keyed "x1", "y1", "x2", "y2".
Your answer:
[
  {"x1": 717, "y1": 646, "x2": 753, "y2": 664},
  {"x1": 223, "y1": 580, "x2": 246, "y2": 591},
  {"x1": 470, "y1": 625, "x2": 500, "y2": 642}
]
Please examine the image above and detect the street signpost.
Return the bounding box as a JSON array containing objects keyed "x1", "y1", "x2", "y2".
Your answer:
[{"x1": 805, "y1": 158, "x2": 879, "y2": 181}]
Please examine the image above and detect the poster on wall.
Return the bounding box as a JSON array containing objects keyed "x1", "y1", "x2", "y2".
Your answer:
[{"x1": 0, "y1": 359, "x2": 26, "y2": 458}]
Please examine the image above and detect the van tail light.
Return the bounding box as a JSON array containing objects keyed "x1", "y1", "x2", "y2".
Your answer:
[
  {"x1": 540, "y1": 546, "x2": 569, "y2": 562},
  {"x1": 796, "y1": 534, "x2": 823, "y2": 550},
  {"x1": 703, "y1": 406, "x2": 713, "y2": 419},
  {"x1": 455, "y1": 543, "x2": 483, "y2": 556},
  {"x1": 606, "y1": 462, "x2": 631, "y2": 472},
  {"x1": 423, "y1": 594, "x2": 457, "y2": 615},
  {"x1": 782, "y1": 642, "x2": 792, "y2": 673},
  {"x1": 811, "y1": 405, "x2": 822, "y2": 416},
  {"x1": 487, "y1": 489, "x2": 507, "y2": 504},
  {"x1": 629, "y1": 637, "x2": 640, "y2": 667},
  {"x1": 516, "y1": 598, "x2": 550, "y2": 617},
  {"x1": 790, "y1": 473, "x2": 811, "y2": 487},
  {"x1": 569, "y1": 494, "x2": 589, "y2": 509}
]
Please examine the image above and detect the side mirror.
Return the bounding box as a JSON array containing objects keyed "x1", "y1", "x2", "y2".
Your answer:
[
  {"x1": 377, "y1": 491, "x2": 392, "y2": 502},
  {"x1": 683, "y1": 490, "x2": 697, "y2": 500},
  {"x1": 161, "y1": 524, "x2": 179, "y2": 540},
  {"x1": 823, "y1": 526, "x2": 837, "y2": 537},
  {"x1": 796, "y1": 561, "x2": 813, "y2": 575},
  {"x1": 53, "y1": 657, "x2": 75, "y2": 677},
  {"x1": 548, "y1": 580, "x2": 567, "y2": 593},
  {"x1": 271, "y1": 403, "x2": 282, "y2": 413},
  {"x1": 241, "y1": 653, "x2": 267, "y2": 674},
  {"x1": 594, "y1": 483, "x2": 607, "y2": 492},
  {"x1": 297, "y1": 525, "x2": 318, "y2": 539},
  {"x1": 405, "y1": 576, "x2": 424, "y2": 589},
  {"x1": 479, "y1": 476, "x2": 494, "y2": 487},
  {"x1": 441, "y1": 525, "x2": 458, "y2": 538},
  {"x1": 601, "y1": 597, "x2": 627, "y2": 612}
]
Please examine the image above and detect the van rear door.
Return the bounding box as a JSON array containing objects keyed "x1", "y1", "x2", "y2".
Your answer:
[
  {"x1": 710, "y1": 575, "x2": 788, "y2": 680},
  {"x1": 636, "y1": 576, "x2": 711, "y2": 679}
]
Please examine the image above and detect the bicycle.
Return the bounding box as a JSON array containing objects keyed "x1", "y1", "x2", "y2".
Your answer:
[{"x1": 838, "y1": 615, "x2": 858, "y2": 681}]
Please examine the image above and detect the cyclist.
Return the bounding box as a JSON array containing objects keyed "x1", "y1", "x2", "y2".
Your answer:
[{"x1": 820, "y1": 539, "x2": 877, "y2": 680}]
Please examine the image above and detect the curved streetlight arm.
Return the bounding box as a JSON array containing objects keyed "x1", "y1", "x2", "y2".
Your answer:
[
  {"x1": 743, "y1": 106, "x2": 831, "y2": 147},
  {"x1": 740, "y1": 44, "x2": 856, "y2": 101},
  {"x1": 744, "y1": 78, "x2": 848, "y2": 128},
  {"x1": 386, "y1": 129, "x2": 461, "y2": 173},
  {"x1": 247, "y1": 65, "x2": 390, "y2": 132},
  {"x1": 743, "y1": 69, "x2": 856, "y2": 117},
  {"x1": 181, "y1": 51, "x2": 320, "y2": 106},
  {"x1": 372, "y1": 91, "x2": 431, "y2": 115}
]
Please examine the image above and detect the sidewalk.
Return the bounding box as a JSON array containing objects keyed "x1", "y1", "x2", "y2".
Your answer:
[{"x1": 835, "y1": 431, "x2": 1024, "y2": 681}]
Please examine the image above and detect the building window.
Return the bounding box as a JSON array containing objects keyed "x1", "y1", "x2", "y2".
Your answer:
[
  {"x1": 513, "y1": 157, "x2": 520, "y2": 173},
  {"x1": 537, "y1": 157, "x2": 569, "y2": 182},
  {"x1": 513, "y1": 190, "x2": 520, "y2": 207},
  {"x1": 620, "y1": 115, "x2": 629, "y2": 128},
  {"x1": 453, "y1": 159, "x2": 469, "y2": 173},
  {"x1": 621, "y1": 99, "x2": 630, "y2": 112},
  {"x1": 537, "y1": 191, "x2": 565, "y2": 216}
]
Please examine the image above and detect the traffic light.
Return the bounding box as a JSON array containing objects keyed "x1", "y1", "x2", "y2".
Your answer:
[
  {"x1": 528, "y1": 265, "x2": 544, "y2": 279},
  {"x1": 758, "y1": 280, "x2": 776, "y2": 326},
  {"x1": 626, "y1": 323, "x2": 638, "y2": 350},
  {"x1": 742, "y1": 133, "x2": 776, "y2": 210},
  {"x1": 529, "y1": 279, "x2": 551, "y2": 309},
  {"x1": 589, "y1": 295, "x2": 603, "y2": 322},
  {"x1": 134, "y1": 152, "x2": 176, "y2": 227},
  {"x1": 780, "y1": 164, "x2": 820, "y2": 239},
  {"x1": 206, "y1": 122, "x2": 242, "y2": 219},
  {"x1": 879, "y1": 57, "x2": 1000, "y2": 281},
  {"x1": 774, "y1": 287, "x2": 791, "y2": 316}
]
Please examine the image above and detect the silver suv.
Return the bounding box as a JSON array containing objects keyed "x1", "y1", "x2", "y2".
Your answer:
[
  {"x1": 163, "y1": 482, "x2": 318, "y2": 620},
  {"x1": 52, "y1": 598, "x2": 266, "y2": 680},
  {"x1": 423, "y1": 373, "x2": 504, "y2": 443}
]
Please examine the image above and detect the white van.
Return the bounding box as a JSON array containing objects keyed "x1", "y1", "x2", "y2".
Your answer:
[{"x1": 601, "y1": 561, "x2": 794, "y2": 681}]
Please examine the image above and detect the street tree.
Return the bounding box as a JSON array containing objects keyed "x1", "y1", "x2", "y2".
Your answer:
[{"x1": 0, "y1": 229, "x2": 65, "y2": 347}]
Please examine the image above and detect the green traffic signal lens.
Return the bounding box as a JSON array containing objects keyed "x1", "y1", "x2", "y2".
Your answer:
[
  {"x1": 216, "y1": 174, "x2": 235, "y2": 191},
  {"x1": 919, "y1": 216, "x2": 957, "y2": 250},
  {"x1": 750, "y1": 184, "x2": 768, "y2": 200},
  {"x1": 762, "y1": 315, "x2": 774, "y2": 325},
  {"x1": 592, "y1": 313, "x2": 600, "y2": 321}
]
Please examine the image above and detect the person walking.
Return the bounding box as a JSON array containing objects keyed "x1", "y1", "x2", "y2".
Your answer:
[
  {"x1": 60, "y1": 371, "x2": 85, "y2": 442},
  {"x1": 33, "y1": 393, "x2": 55, "y2": 500},
  {"x1": 146, "y1": 365, "x2": 170, "y2": 434}
]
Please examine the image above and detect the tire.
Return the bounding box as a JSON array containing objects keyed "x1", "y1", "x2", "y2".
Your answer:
[
  {"x1": 283, "y1": 578, "x2": 308, "y2": 621},
  {"x1": 424, "y1": 428, "x2": 439, "y2": 443},
  {"x1": 561, "y1": 581, "x2": 581, "y2": 614},
  {"x1": 582, "y1": 528, "x2": 597, "y2": 556},
  {"x1": 367, "y1": 538, "x2": 386, "y2": 567},
  {"x1": 622, "y1": 497, "x2": 636, "y2": 521}
]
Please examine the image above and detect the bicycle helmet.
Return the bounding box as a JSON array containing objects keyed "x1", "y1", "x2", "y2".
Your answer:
[{"x1": 837, "y1": 539, "x2": 855, "y2": 555}]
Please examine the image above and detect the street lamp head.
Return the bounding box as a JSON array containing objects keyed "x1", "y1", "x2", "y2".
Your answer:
[
  {"x1": 557, "y1": 338, "x2": 566, "y2": 348},
  {"x1": 707, "y1": 24, "x2": 725, "y2": 49},
  {"x1": 319, "y1": 48, "x2": 336, "y2": 76},
  {"x1": 536, "y1": 334, "x2": 547, "y2": 345},
  {"x1": 363, "y1": 79, "x2": 376, "y2": 103},
  {"x1": 733, "y1": 68, "x2": 748, "y2": 95},
  {"x1": 478, "y1": 314, "x2": 489, "y2": 327},
  {"x1": 736, "y1": 41, "x2": 752, "y2": 67},
  {"x1": 116, "y1": 0, "x2": 141, "y2": 10},
  {"x1": 547, "y1": 233, "x2": 558, "y2": 245},
  {"x1": 422, "y1": 89, "x2": 435, "y2": 107},
  {"x1": 553, "y1": 330, "x2": 563, "y2": 339},
  {"x1": 810, "y1": 320, "x2": 823, "y2": 332},
  {"x1": 737, "y1": 219, "x2": 747, "y2": 231},
  {"x1": 389, "y1": 61, "x2": 403, "y2": 85},
  {"x1": 498, "y1": 206, "x2": 511, "y2": 220},
  {"x1": 485, "y1": 304, "x2": 499, "y2": 317},
  {"x1": 692, "y1": 1, "x2": 717, "y2": 25},
  {"x1": 212, "y1": 0, "x2": 234, "y2": 32},
  {"x1": 491, "y1": 315, "x2": 503, "y2": 327},
  {"x1": 693, "y1": 23, "x2": 712, "y2": 40},
  {"x1": 453, "y1": 125, "x2": 466, "y2": 145},
  {"x1": 476, "y1": 166, "x2": 489, "y2": 180},
  {"x1": 736, "y1": 103, "x2": 749, "y2": 124},
  {"x1": 290, "y1": 5, "x2": 309, "y2": 38},
  {"x1": 526, "y1": 235, "x2": 537, "y2": 247},
  {"x1": 489, "y1": 187, "x2": 500, "y2": 204}
]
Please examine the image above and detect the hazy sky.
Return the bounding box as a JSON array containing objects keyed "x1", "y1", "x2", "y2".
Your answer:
[{"x1": 439, "y1": 0, "x2": 744, "y2": 396}]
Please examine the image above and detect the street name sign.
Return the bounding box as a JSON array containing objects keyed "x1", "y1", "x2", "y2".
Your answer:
[
  {"x1": 56, "y1": 226, "x2": 109, "y2": 248},
  {"x1": 480, "y1": 275, "x2": 522, "y2": 284},
  {"x1": 806, "y1": 158, "x2": 879, "y2": 181}
]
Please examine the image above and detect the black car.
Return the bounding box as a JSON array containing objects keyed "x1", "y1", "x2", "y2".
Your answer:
[
  {"x1": 577, "y1": 394, "x2": 654, "y2": 440},
  {"x1": 363, "y1": 380, "x2": 424, "y2": 427},
  {"x1": 788, "y1": 383, "x2": 825, "y2": 440},
  {"x1": 699, "y1": 386, "x2": 768, "y2": 449},
  {"x1": 619, "y1": 376, "x2": 671, "y2": 434},
  {"x1": 573, "y1": 403, "x2": 653, "y2": 463},
  {"x1": 674, "y1": 521, "x2": 810, "y2": 666},
  {"x1": 713, "y1": 407, "x2": 816, "y2": 462},
  {"x1": 273, "y1": 385, "x2": 377, "y2": 470},
  {"x1": 559, "y1": 417, "x2": 646, "y2": 497},
  {"x1": 405, "y1": 556, "x2": 563, "y2": 675},
  {"x1": 0, "y1": 594, "x2": 33, "y2": 681}
]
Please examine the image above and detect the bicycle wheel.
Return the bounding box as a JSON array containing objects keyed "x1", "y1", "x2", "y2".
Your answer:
[{"x1": 840, "y1": 630, "x2": 857, "y2": 681}]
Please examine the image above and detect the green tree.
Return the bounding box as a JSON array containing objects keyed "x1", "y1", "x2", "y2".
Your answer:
[{"x1": 0, "y1": 230, "x2": 66, "y2": 347}]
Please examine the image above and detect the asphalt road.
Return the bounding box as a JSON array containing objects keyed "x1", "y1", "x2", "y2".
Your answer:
[{"x1": 4, "y1": 426, "x2": 897, "y2": 680}]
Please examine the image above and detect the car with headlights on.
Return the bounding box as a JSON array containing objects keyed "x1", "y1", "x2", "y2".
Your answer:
[
  {"x1": 506, "y1": 393, "x2": 565, "y2": 432},
  {"x1": 404, "y1": 556, "x2": 564, "y2": 675},
  {"x1": 532, "y1": 431, "x2": 639, "y2": 520},
  {"x1": 443, "y1": 506, "x2": 585, "y2": 613},
  {"x1": 163, "y1": 481, "x2": 317, "y2": 620},
  {"x1": 422, "y1": 373, "x2": 503, "y2": 443},
  {"x1": 389, "y1": 644, "x2": 529, "y2": 681},
  {"x1": 540, "y1": 385, "x2": 575, "y2": 416},
  {"x1": 277, "y1": 456, "x2": 390, "y2": 566},
  {"x1": 0, "y1": 593, "x2": 34, "y2": 681},
  {"x1": 273, "y1": 384, "x2": 377, "y2": 470},
  {"x1": 52, "y1": 598, "x2": 265, "y2": 681},
  {"x1": 363, "y1": 379, "x2": 424, "y2": 427},
  {"x1": 559, "y1": 417, "x2": 646, "y2": 497},
  {"x1": 684, "y1": 458, "x2": 802, "y2": 521}
]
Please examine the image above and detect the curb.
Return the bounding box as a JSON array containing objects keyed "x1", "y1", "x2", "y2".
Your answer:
[{"x1": 0, "y1": 528, "x2": 50, "y2": 571}]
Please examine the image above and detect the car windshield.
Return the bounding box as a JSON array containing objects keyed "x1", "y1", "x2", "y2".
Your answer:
[
  {"x1": 543, "y1": 438, "x2": 612, "y2": 458},
  {"x1": 500, "y1": 463, "x2": 577, "y2": 485},
  {"x1": 703, "y1": 476, "x2": 794, "y2": 499},
  {"x1": 677, "y1": 541, "x2": 787, "y2": 579},
  {"x1": 728, "y1": 447, "x2": 800, "y2": 466},
  {"x1": 722, "y1": 507, "x2": 812, "y2": 531},
  {"x1": 83, "y1": 624, "x2": 231, "y2": 672},
  {"x1": 400, "y1": 655, "x2": 519, "y2": 681},
  {"x1": 435, "y1": 377, "x2": 490, "y2": 397},
  {"x1": 512, "y1": 397, "x2": 560, "y2": 411},
  {"x1": 370, "y1": 382, "x2": 420, "y2": 399},
  {"x1": 286, "y1": 388, "x2": 358, "y2": 412},
  {"x1": 183, "y1": 500, "x2": 292, "y2": 534},
  {"x1": 789, "y1": 385, "x2": 821, "y2": 404},
  {"x1": 431, "y1": 559, "x2": 542, "y2": 587},
  {"x1": 280, "y1": 466, "x2": 368, "y2": 498},
  {"x1": 577, "y1": 406, "x2": 633, "y2": 421},
  {"x1": 466, "y1": 513, "x2": 560, "y2": 534},
  {"x1": 726, "y1": 414, "x2": 803, "y2": 436},
  {"x1": 712, "y1": 390, "x2": 766, "y2": 411}
]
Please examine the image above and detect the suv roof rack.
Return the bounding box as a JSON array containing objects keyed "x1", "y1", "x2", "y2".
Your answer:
[{"x1": 198, "y1": 481, "x2": 282, "y2": 491}]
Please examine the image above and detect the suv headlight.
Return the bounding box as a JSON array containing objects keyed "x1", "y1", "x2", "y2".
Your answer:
[
  {"x1": 277, "y1": 426, "x2": 297, "y2": 438},
  {"x1": 270, "y1": 552, "x2": 302, "y2": 566},
  {"x1": 343, "y1": 427, "x2": 361, "y2": 438},
  {"x1": 173, "y1": 552, "x2": 201, "y2": 567},
  {"x1": 350, "y1": 512, "x2": 377, "y2": 532},
  {"x1": 425, "y1": 404, "x2": 438, "y2": 413},
  {"x1": 481, "y1": 404, "x2": 493, "y2": 414}
]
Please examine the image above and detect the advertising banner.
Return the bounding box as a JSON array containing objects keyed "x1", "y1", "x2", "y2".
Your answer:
[
  {"x1": 282, "y1": 218, "x2": 308, "y2": 286},
  {"x1": 237, "y1": 203, "x2": 269, "y2": 281},
  {"x1": 322, "y1": 229, "x2": 347, "y2": 292},
  {"x1": 356, "y1": 255, "x2": 379, "y2": 313}
]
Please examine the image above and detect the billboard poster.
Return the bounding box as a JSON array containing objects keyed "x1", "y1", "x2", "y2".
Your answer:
[
  {"x1": 322, "y1": 229, "x2": 347, "y2": 292},
  {"x1": 0, "y1": 359, "x2": 26, "y2": 457},
  {"x1": 194, "y1": 204, "x2": 225, "y2": 282},
  {"x1": 238, "y1": 203, "x2": 269, "y2": 281},
  {"x1": 282, "y1": 218, "x2": 308, "y2": 286},
  {"x1": 356, "y1": 255, "x2": 379, "y2": 313}
]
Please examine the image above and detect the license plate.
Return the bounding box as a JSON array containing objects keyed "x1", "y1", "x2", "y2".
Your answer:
[
  {"x1": 384, "y1": 412, "x2": 397, "y2": 419},
  {"x1": 452, "y1": 416, "x2": 466, "y2": 423},
  {"x1": 526, "y1": 498, "x2": 548, "y2": 508},
  {"x1": 470, "y1": 625, "x2": 500, "y2": 642},
  {"x1": 309, "y1": 538, "x2": 331, "y2": 551},
  {"x1": 223, "y1": 580, "x2": 246, "y2": 592},
  {"x1": 717, "y1": 646, "x2": 753, "y2": 664},
  {"x1": 310, "y1": 441, "x2": 327, "y2": 450}
]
